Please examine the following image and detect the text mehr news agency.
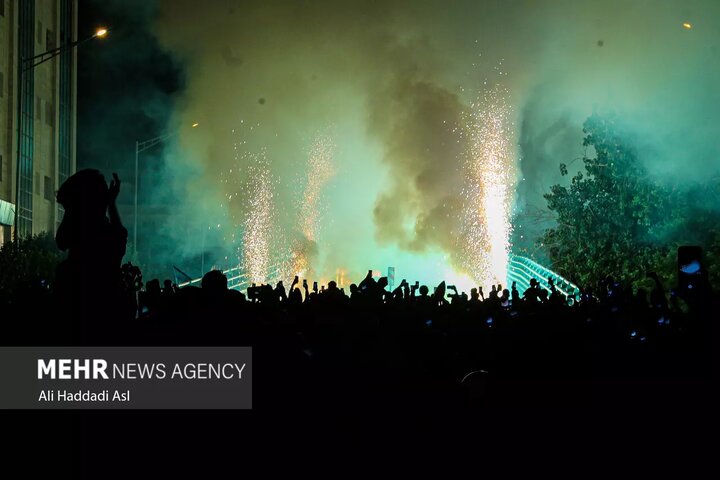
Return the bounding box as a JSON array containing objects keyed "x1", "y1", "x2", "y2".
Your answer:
[{"x1": 38, "y1": 359, "x2": 247, "y2": 380}]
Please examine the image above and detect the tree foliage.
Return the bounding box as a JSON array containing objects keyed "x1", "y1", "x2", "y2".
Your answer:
[
  {"x1": 540, "y1": 112, "x2": 719, "y2": 289},
  {"x1": 0, "y1": 232, "x2": 66, "y2": 308}
]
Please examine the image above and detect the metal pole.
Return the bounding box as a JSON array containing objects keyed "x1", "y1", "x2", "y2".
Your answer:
[
  {"x1": 134, "y1": 141, "x2": 139, "y2": 259},
  {"x1": 13, "y1": 56, "x2": 24, "y2": 244},
  {"x1": 11, "y1": 28, "x2": 105, "y2": 244},
  {"x1": 201, "y1": 225, "x2": 206, "y2": 276}
]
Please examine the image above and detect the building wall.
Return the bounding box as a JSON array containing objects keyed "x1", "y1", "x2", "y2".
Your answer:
[
  {"x1": 0, "y1": 0, "x2": 13, "y2": 245},
  {"x1": 0, "y1": 0, "x2": 77, "y2": 246},
  {"x1": 33, "y1": 0, "x2": 57, "y2": 234}
]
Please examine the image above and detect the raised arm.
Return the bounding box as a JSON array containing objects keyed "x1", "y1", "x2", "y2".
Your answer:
[
  {"x1": 276, "y1": 281, "x2": 287, "y2": 301},
  {"x1": 108, "y1": 173, "x2": 124, "y2": 228}
]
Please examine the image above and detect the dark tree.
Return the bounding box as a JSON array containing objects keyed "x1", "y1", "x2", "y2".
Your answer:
[
  {"x1": 540, "y1": 113, "x2": 675, "y2": 288},
  {"x1": 0, "y1": 232, "x2": 66, "y2": 309}
]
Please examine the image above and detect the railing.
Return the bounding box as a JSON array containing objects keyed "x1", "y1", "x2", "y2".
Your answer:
[
  {"x1": 177, "y1": 263, "x2": 283, "y2": 292},
  {"x1": 507, "y1": 254, "x2": 580, "y2": 299},
  {"x1": 176, "y1": 255, "x2": 579, "y2": 299}
]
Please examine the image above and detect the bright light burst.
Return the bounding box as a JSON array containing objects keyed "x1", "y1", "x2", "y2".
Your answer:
[
  {"x1": 300, "y1": 134, "x2": 335, "y2": 242},
  {"x1": 241, "y1": 151, "x2": 275, "y2": 283},
  {"x1": 288, "y1": 133, "x2": 336, "y2": 277},
  {"x1": 459, "y1": 84, "x2": 515, "y2": 288}
]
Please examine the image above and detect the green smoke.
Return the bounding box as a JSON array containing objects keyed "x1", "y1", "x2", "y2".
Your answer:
[{"x1": 92, "y1": 0, "x2": 720, "y2": 286}]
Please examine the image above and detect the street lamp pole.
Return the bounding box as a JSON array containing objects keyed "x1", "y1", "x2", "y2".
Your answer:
[
  {"x1": 134, "y1": 140, "x2": 139, "y2": 258},
  {"x1": 133, "y1": 123, "x2": 198, "y2": 258},
  {"x1": 133, "y1": 132, "x2": 175, "y2": 260},
  {"x1": 13, "y1": 28, "x2": 108, "y2": 242}
]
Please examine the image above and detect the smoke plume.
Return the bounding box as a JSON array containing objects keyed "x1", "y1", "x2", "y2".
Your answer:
[{"x1": 131, "y1": 0, "x2": 720, "y2": 285}]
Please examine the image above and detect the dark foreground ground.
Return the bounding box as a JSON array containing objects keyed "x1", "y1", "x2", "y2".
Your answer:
[{"x1": 2, "y1": 290, "x2": 717, "y2": 476}]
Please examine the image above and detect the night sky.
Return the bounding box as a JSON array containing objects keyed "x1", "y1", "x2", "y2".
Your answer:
[{"x1": 77, "y1": 0, "x2": 180, "y2": 179}]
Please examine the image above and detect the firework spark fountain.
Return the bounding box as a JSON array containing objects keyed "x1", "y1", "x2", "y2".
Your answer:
[
  {"x1": 301, "y1": 134, "x2": 335, "y2": 241},
  {"x1": 241, "y1": 151, "x2": 275, "y2": 283},
  {"x1": 288, "y1": 134, "x2": 336, "y2": 277},
  {"x1": 460, "y1": 84, "x2": 516, "y2": 288}
]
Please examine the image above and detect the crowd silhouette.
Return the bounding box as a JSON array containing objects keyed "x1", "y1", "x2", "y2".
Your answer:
[
  {"x1": 3, "y1": 168, "x2": 717, "y2": 480},
  {"x1": 6, "y1": 170, "x2": 715, "y2": 410}
]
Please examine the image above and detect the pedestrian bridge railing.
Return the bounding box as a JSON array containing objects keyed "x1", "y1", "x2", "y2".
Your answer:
[
  {"x1": 176, "y1": 255, "x2": 580, "y2": 299},
  {"x1": 507, "y1": 254, "x2": 580, "y2": 299}
]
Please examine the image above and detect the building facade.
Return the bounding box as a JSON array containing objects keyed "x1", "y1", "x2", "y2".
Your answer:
[{"x1": 0, "y1": 0, "x2": 77, "y2": 246}]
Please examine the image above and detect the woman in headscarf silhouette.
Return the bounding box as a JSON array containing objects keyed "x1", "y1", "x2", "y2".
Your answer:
[{"x1": 55, "y1": 169, "x2": 128, "y2": 326}]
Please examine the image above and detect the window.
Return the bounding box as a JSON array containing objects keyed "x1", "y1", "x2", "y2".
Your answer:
[
  {"x1": 36, "y1": 96, "x2": 41, "y2": 121},
  {"x1": 0, "y1": 71, "x2": 3, "y2": 98},
  {"x1": 37, "y1": 21, "x2": 42, "y2": 44},
  {"x1": 44, "y1": 176, "x2": 53, "y2": 201},
  {"x1": 46, "y1": 29, "x2": 55, "y2": 51},
  {"x1": 46, "y1": 101, "x2": 54, "y2": 126}
]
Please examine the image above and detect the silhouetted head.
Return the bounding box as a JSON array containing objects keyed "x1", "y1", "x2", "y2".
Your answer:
[
  {"x1": 419, "y1": 285, "x2": 429, "y2": 296},
  {"x1": 146, "y1": 279, "x2": 161, "y2": 294},
  {"x1": 56, "y1": 169, "x2": 109, "y2": 220},
  {"x1": 349, "y1": 283, "x2": 358, "y2": 294},
  {"x1": 201, "y1": 270, "x2": 228, "y2": 293},
  {"x1": 378, "y1": 277, "x2": 388, "y2": 288},
  {"x1": 327, "y1": 280, "x2": 337, "y2": 290}
]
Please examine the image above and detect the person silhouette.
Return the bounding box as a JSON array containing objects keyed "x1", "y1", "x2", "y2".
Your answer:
[{"x1": 54, "y1": 170, "x2": 128, "y2": 328}]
